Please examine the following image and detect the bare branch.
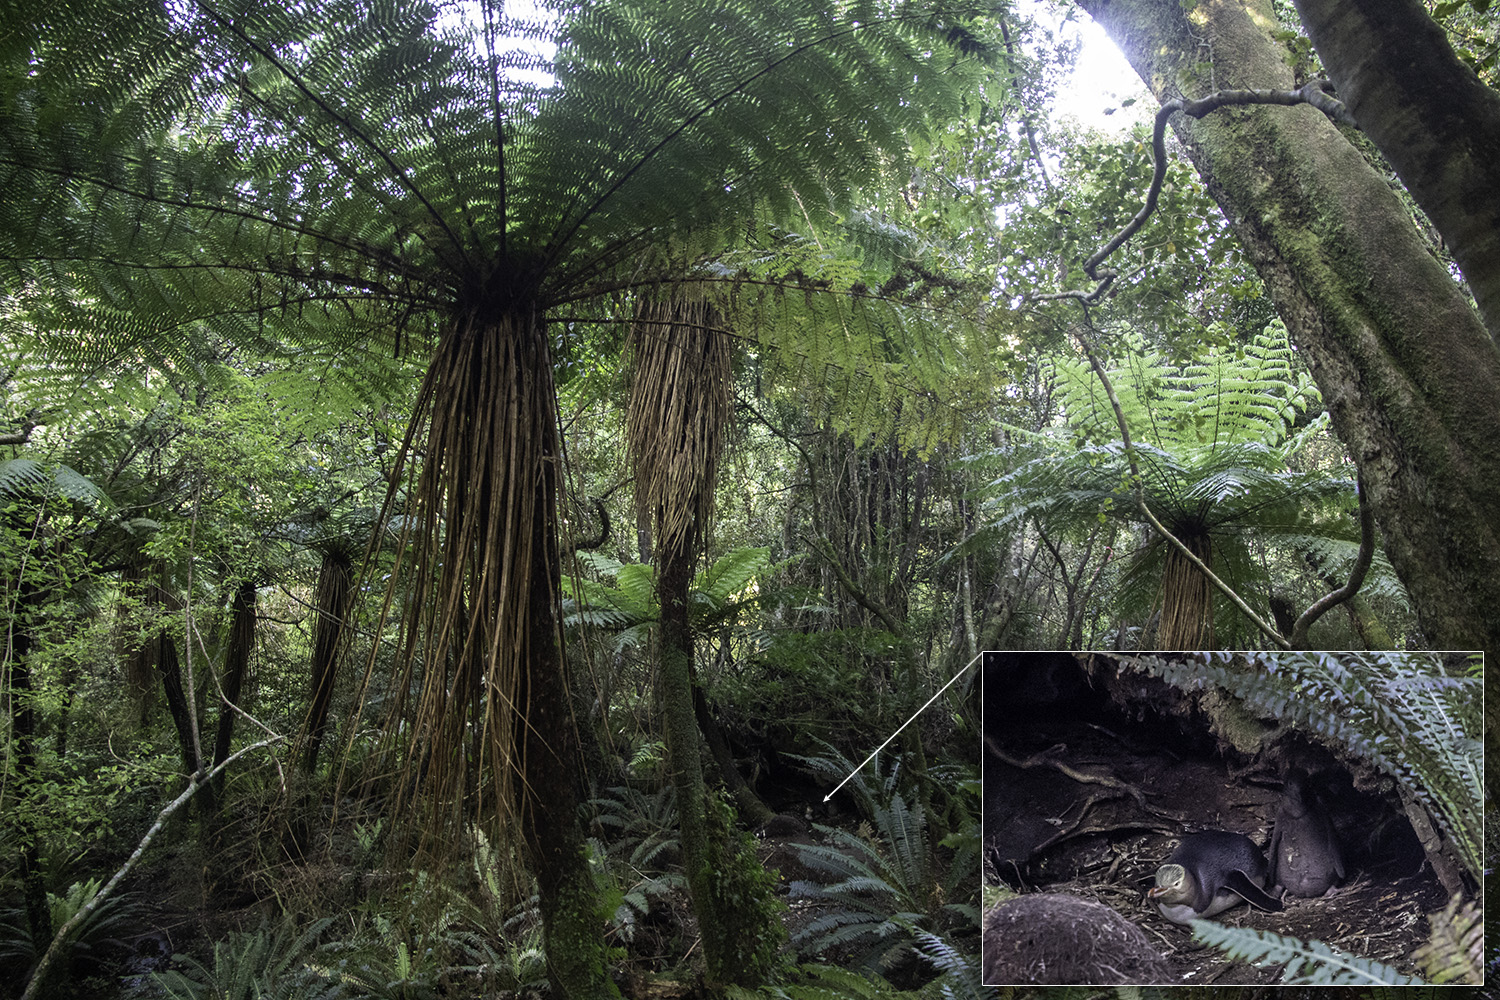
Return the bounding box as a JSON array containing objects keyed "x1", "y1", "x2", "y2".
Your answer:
[
  {"x1": 1291, "y1": 475, "x2": 1375, "y2": 648},
  {"x1": 1035, "y1": 81, "x2": 1354, "y2": 304}
]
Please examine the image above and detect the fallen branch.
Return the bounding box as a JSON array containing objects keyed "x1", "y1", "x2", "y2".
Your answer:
[{"x1": 19, "y1": 735, "x2": 285, "y2": 1000}]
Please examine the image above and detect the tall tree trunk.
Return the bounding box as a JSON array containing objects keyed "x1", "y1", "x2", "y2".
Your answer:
[
  {"x1": 304, "y1": 548, "x2": 352, "y2": 774},
  {"x1": 628, "y1": 297, "x2": 782, "y2": 986},
  {"x1": 388, "y1": 305, "x2": 618, "y2": 998},
  {"x1": 1293, "y1": 0, "x2": 1500, "y2": 338},
  {"x1": 211, "y1": 578, "x2": 256, "y2": 798},
  {"x1": 519, "y1": 446, "x2": 613, "y2": 999},
  {"x1": 7, "y1": 580, "x2": 51, "y2": 948},
  {"x1": 1077, "y1": 0, "x2": 1500, "y2": 655},
  {"x1": 656, "y1": 517, "x2": 716, "y2": 966},
  {"x1": 156, "y1": 629, "x2": 200, "y2": 776}
]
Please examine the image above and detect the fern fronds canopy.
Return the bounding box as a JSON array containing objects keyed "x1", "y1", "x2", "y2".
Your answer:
[{"x1": 6, "y1": 0, "x2": 1000, "y2": 879}]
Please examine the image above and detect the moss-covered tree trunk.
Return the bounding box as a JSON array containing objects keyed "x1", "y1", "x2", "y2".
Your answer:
[
  {"x1": 629, "y1": 297, "x2": 783, "y2": 986},
  {"x1": 1293, "y1": 0, "x2": 1500, "y2": 338},
  {"x1": 656, "y1": 518, "x2": 715, "y2": 957},
  {"x1": 8, "y1": 580, "x2": 50, "y2": 947},
  {"x1": 1078, "y1": 0, "x2": 1500, "y2": 654},
  {"x1": 520, "y1": 470, "x2": 616, "y2": 999},
  {"x1": 210, "y1": 578, "x2": 256, "y2": 800}
]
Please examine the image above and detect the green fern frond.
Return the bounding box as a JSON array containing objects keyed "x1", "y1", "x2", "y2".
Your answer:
[
  {"x1": 1411, "y1": 895, "x2": 1483, "y2": 984},
  {"x1": 1189, "y1": 920, "x2": 1423, "y2": 985},
  {"x1": 697, "y1": 546, "x2": 770, "y2": 607}
]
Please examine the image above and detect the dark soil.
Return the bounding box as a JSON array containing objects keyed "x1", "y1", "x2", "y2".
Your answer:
[{"x1": 981, "y1": 651, "x2": 1456, "y2": 986}]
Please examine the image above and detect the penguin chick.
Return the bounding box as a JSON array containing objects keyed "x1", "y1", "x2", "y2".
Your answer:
[
  {"x1": 1148, "y1": 830, "x2": 1284, "y2": 925},
  {"x1": 1269, "y1": 769, "x2": 1345, "y2": 897}
]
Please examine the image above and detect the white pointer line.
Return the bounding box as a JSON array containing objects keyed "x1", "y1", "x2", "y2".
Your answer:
[{"x1": 823, "y1": 651, "x2": 985, "y2": 802}]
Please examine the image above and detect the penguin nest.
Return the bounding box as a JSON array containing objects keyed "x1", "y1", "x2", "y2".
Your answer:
[{"x1": 983, "y1": 893, "x2": 1169, "y2": 985}]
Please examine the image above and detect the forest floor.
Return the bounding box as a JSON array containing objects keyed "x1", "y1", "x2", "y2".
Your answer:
[{"x1": 981, "y1": 652, "x2": 1454, "y2": 986}]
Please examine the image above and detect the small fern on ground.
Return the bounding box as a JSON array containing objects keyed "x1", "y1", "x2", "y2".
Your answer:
[
  {"x1": 152, "y1": 918, "x2": 341, "y2": 1000},
  {"x1": 0, "y1": 877, "x2": 146, "y2": 981},
  {"x1": 1189, "y1": 920, "x2": 1423, "y2": 985},
  {"x1": 787, "y1": 751, "x2": 978, "y2": 975}
]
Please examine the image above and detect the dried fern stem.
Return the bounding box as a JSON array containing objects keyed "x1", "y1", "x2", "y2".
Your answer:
[
  {"x1": 1157, "y1": 533, "x2": 1214, "y2": 649},
  {"x1": 627, "y1": 293, "x2": 732, "y2": 559},
  {"x1": 380, "y1": 305, "x2": 561, "y2": 839}
]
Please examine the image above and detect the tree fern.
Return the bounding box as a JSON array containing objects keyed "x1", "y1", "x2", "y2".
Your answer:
[
  {"x1": 981, "y1": 323, "x2": 1382, "y2": 647},
  {"x1": 8, "y1": 1, "x2": 999, "y2": 992}
]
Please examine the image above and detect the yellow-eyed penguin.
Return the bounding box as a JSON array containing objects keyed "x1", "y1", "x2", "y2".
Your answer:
[
  {"x1": 1269, "y1": 769, "x2": 1344, "y2": 897},
  {"x1": 1148, "y1": 830, "x2": 1284, "y2": 924}
]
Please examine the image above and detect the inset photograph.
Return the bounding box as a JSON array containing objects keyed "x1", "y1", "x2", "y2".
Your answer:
[{"x1": 981, "y1": 649, "x2": 1483, "y2": 986}]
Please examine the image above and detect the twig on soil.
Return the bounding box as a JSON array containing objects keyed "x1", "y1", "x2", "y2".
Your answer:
[{"x1": 985, "y1": 734, "x2": 1148, "y2": 807}]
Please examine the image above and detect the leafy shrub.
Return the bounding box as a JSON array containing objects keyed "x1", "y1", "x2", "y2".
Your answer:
[{"x1": 151, "y1": 918, "x2": 340, "y2": 1000}]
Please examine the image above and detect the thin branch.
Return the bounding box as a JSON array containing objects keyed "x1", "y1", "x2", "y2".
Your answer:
[
  {"x1": 800, "y1": 532, "x2": 903, "y2": 636},
  {"x1": 18, "y1": 736, "x2": 286, "y2": 1000},
  {"x1": 999, "y1": 17, "x2": 1051, "y2": 194},
  {"x1": 1036, "y1": 81, "x2": 1354, "y2": 304},
  {"x1": 0, "y1": 415, "x2": 38, "y2": 446},
  {"x1": 482, "y1": 0, "x2": 508, "y2": 257},
  {"x1": 1290, "y1": 475, "x2": 1374, "y2": 648}
]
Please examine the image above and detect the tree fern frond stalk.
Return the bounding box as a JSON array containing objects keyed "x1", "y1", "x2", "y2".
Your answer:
[
  {"x1": 377, "y1": 305, "x2": 618, "y2": 997},
  {"x1": 194, "y1": 0, "x2": 472, "y2": 269}
]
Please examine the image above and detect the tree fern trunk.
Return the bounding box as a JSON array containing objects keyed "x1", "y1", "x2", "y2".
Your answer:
[
  {"x1": 1157, "y1": 534, "x2": 1214, "y2": 649},
  {"x1": 629, "y1": 297, "x2": 781, "y2": 985},
  {"x1": 380, "y1": 304, "x2": 618, "y2": 998},
  {"x1": 304, "y1": 548, "x2": 352, "y2": 774}
]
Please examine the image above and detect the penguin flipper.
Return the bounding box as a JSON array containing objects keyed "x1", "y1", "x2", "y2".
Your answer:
[{"x1": 1221, "y1": 869, "x2": 1284, "y2": 912}]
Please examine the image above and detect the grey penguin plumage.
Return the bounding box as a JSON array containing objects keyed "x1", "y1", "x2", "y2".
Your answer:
[
  {"x1": 1269, "y1": 769, "x2": 1344, "y2": 897},
  {"x1": 1147, "y1": 830, "x2": 1284, "y2": 924}
]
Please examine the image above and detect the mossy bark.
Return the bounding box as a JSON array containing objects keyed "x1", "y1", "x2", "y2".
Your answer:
[
  {"x1": 513, "y1": 316, "x2": 621, "y2": 1000},
  {"x1": 9, "y1": 581, "x2": 50, "y2": 947},
  {"x1": 1079, "y1": 0, "x2": 1500, "y2": 654},
  {"x1": 657, "y1": 529, "x2": 717, "y2": 972},
  {"x1": 210, "y1": 578, "x2": 255, "y2": 800},
  {"x1": 1294, "y1": 0, "x2": 1500, "y2": 337}
]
